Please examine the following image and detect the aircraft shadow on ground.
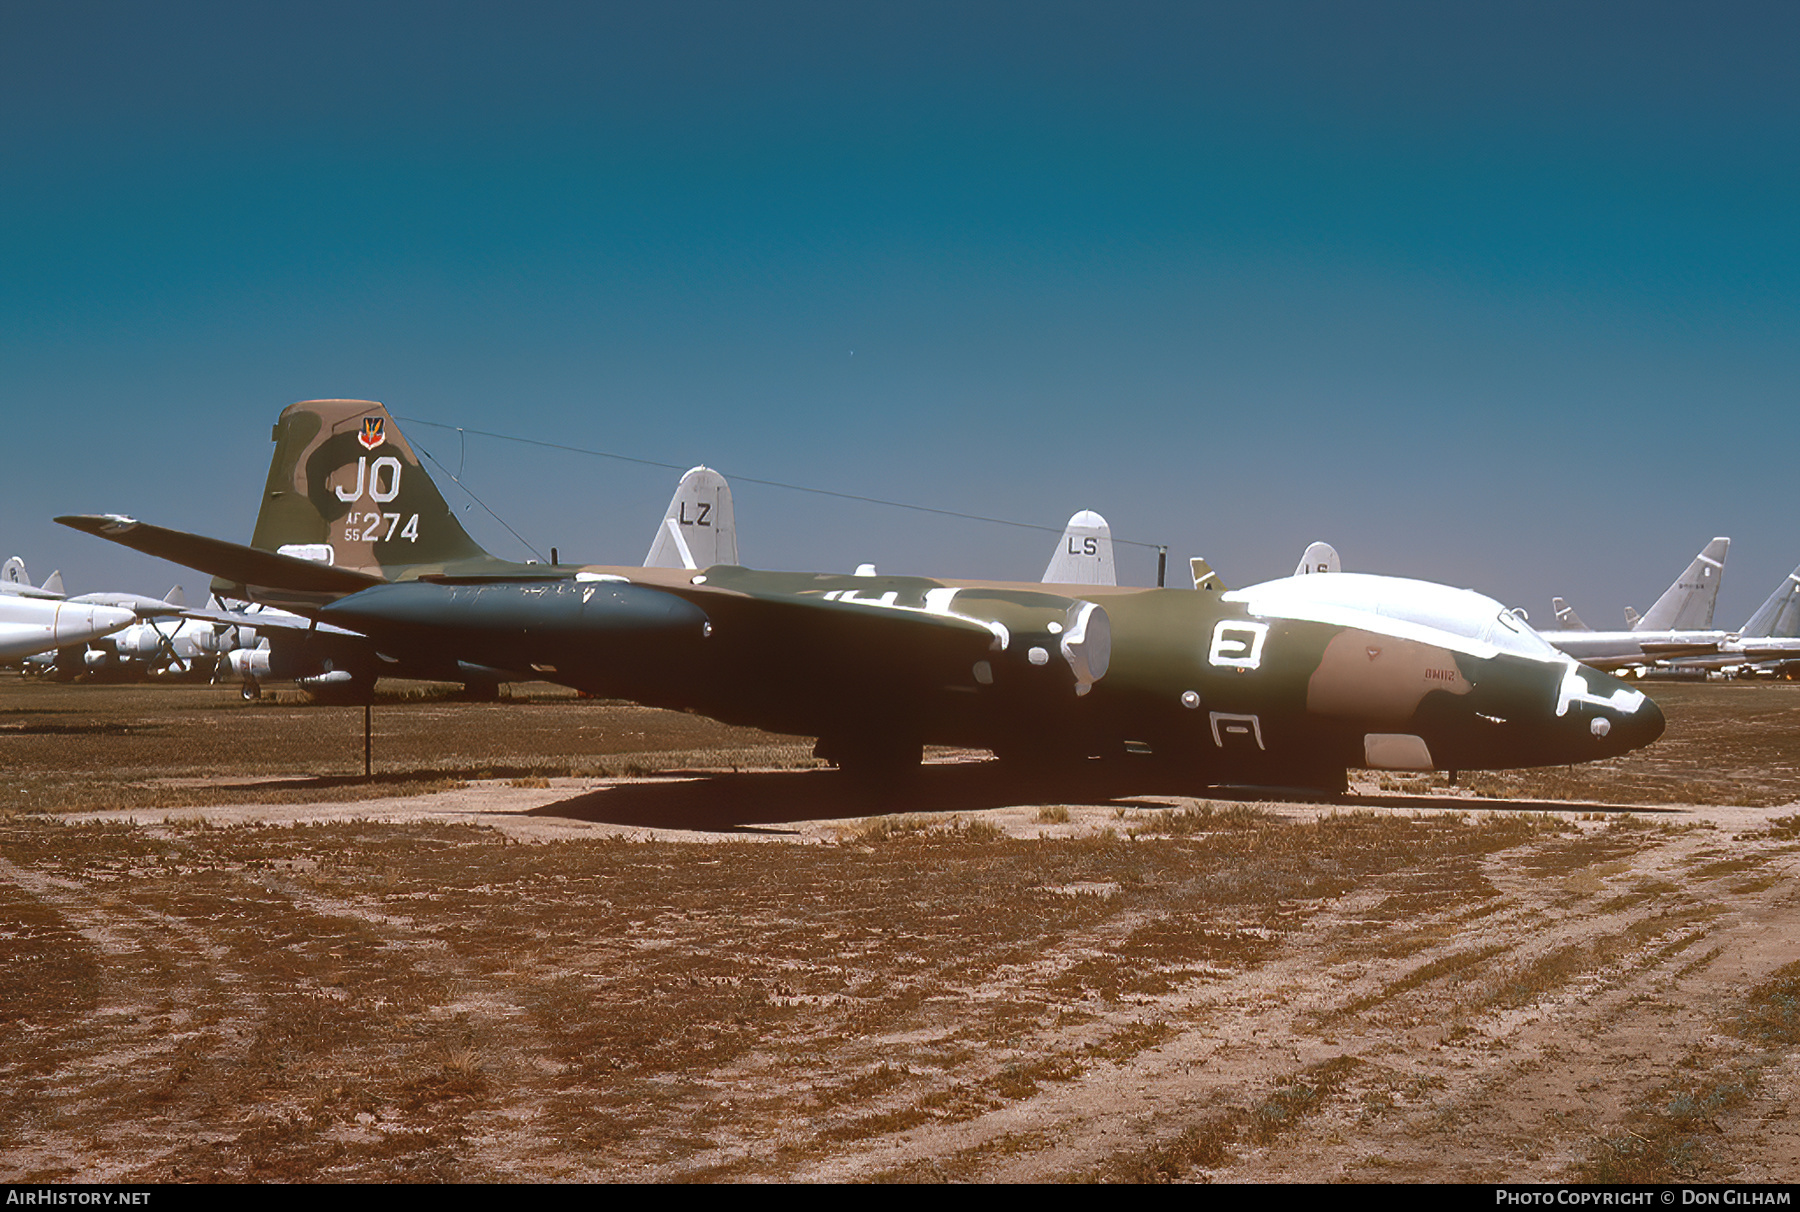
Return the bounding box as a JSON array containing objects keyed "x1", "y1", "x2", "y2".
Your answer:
[
  {"x1": 172, "y1": 766, "x2": 1679, "y2": 831},
  {"x1": 526, "y1": 764, "x2": 1184, "y2": 834},
  {"x1": 519, "y1": 763, "x2": 1670, "y2": 834}
]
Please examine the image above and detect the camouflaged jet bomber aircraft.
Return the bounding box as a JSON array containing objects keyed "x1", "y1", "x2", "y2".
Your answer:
[{"x1": 58, "y1": 400, "x2": 1664, "y2": 790}]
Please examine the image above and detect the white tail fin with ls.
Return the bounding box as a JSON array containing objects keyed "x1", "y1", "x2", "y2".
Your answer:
[
  {"x1": 1042, "y1": 511, "x2": 1116, "y2": 585},
  {"x1": 1293, "y1": 541, "x2": 1341, "y2": 576}
]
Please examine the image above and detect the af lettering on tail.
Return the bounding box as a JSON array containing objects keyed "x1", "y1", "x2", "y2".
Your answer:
[{"x1": 249, "y1": 399, "x2": 495, "y2": 581}]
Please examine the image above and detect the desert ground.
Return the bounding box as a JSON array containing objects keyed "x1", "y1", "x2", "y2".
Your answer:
[{"x1": 2, "y1": 675, "x2": 1798, "y2": 1183}]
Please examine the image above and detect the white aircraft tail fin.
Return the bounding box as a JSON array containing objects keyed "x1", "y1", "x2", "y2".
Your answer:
[
  {"x1": 1741, "y1": 563, "x2": 1800, "y2": 638},
  {"x1": 1635, "y1": 537, "x2": 1729, "y2": 631},
  {"x1": 1623, "y1": 605, "x2": 1641, "y2": 628},
  {"x1": 164, "y1": 585, "x2": 187, "y2": 609},
  {"x1": 1041, "y1": 510, "x2": 1116, "y2": 585},
  {"x1": 644, "y1": 466, "x2": 738, "y2": 571},
  {"x1": 1293, "y1": 541, "x2": 1340, "y2": 576},
  {"x1": 1189, "y1": 557, "x2": 1225, "y2": 592},
  {"x1": 2, "y1": 558, "x2": 65, "y2": 601},
  {"x1": 1551, "y1": 597, "x2": 1591, "y2": 630}
]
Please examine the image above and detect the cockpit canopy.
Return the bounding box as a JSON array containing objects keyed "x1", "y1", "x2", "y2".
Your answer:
[{"x1": 1223, "y1": 573, "x2": 1560, "y2": 661}]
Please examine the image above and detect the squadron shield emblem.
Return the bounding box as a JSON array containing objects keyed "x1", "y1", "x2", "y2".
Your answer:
[{"x1": 356, "y1": 416, "x2": 387, "y2": 450}]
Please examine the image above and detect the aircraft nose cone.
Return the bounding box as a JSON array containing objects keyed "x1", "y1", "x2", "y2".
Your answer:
[
  {"x1": 1621, "y1": 691, "x2": 1666, "y2": 751},
  {"x1": 1578, "y1": 676, "x2": 1665, "y2": 758},
  {"x1": 54, "y1": 603, "x2": 136, "y2": 645}
]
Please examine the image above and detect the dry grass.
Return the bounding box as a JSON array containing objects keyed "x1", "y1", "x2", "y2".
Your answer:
[
  {"x1": 1081, "y1": 1056, "x2": 1366, "y2": 1182},
  {"x1": 0, "y1": 677, "x2": 813, "y2": 814},
  {"x1": 0, "y1": 807, "x2": 1609, "y2": 1182},
  {"x1": 4, "y1": 675, "x2": 1800, "y2": 1182},
  {"x1": 1450, "y1": 682, "x2": 1800, "y2": 807}
]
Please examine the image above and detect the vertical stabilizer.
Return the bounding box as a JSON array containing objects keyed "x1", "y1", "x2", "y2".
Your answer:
[
  {"x1": 1042, "y1": 510, "x2": 1116, "y2": 585},
  {"x1": 1551, "y1": 597, "x2": 1591, "y2": 630},
  {"x1": 1634, "y1": 537, "x2": 1729, "y2": 631},
  {"x1": 1, "y1": 558, "x2": 64, "y2": 601},
  {"x1": 247, "y1": 400, "x2": 494, "y2": 576},
  {"x1": 1294, "y1": 541, "x2": 1341, "y2": 576},
  {"x1": 1741, "y1": 564, "x2": 1800, "y2": 638},
  {"x1": 644, "y1": 466, "x2": 738, "y2": 570},
  {"x1": 1189, "y1": 557, "x2": 1225, "y2": 592}
]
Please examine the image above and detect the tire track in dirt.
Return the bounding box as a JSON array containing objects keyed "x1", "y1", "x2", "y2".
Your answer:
[
  {"x1": 0, "y1": 854, "x2": 269, "y2": 1181},
  {"x1": 780, "y1": 812, "x2": 1800, "y2": 1183},
  {"x1": 252, "y1": 879, "x2": 580, "y2": 1181},
  {"x1": 1090, "y1": 814, "x2": 1800, "y2": 1183}
]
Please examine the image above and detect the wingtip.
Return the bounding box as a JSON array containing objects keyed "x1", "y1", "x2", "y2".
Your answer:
[{"x1": 55, "y1": 514, "x2": 138, "y2": 534}]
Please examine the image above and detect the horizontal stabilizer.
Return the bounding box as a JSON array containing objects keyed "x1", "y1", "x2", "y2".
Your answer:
[
  {"x1": 1042, "y1": 510, "x2": 1116, "y2": 586},
  {"x1": 56, "y1": 515, "x2": 384, "y2": 598}
]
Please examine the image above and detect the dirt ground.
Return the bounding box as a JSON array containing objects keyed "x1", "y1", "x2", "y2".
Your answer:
[{"x1": 2, "y1": 676, "x2": 1799, "y2": 1182}]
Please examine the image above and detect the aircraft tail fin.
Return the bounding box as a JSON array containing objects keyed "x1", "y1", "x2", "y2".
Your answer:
[
  {"x1": 1741, "y1": 563, "x2": 1800, "y2": 638},
  {"x1": 1634, "y1": 537, "x2": 1729, "y2": 631},
  {"x1": 1189, "y1": 557, "x2": 1226, "y2": 593},
  {"x1": 1041, "y1": 510, "x2": 1116, "y2": 585},
  {"x1": 1, "y1": 558, "x2": 64, "y2": 600},
  {"x1": 1551, "y1": 597, "x2": 1591, "y2": 630},
  {"x1": 1293, "y1": 541, "x2": 1340, "y2": 576},
  {"x1": 644, "y1": 466, "x2": 738, "y2": 570},
  {"x1": 248, "y1": 400, "x2": 495, "y2": 576}
]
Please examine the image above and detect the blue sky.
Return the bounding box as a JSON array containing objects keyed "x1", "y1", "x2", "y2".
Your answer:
[{"x1": 5, "y1": 1, "x2": 1798, "y2": 626}]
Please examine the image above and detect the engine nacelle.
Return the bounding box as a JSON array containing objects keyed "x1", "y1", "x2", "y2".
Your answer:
[{"x1": 226, "y1": 647, "x2": 273, "y2": 679}]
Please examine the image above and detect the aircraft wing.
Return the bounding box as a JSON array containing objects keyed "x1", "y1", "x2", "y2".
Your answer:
[
  {"x1": 1565, "y1": 652, "x2": 1650, "y2": 672},
  {"x1": 56, "y1": 515, "x2": 384, "y2": 597},
  {"x1": 171, "y1": 602, "x2": 368, "y2": 639},
  {"x1": 1634, "y1": 641, "x2": 1725, "y2": 661},
  {"x1": 663, "y1": 567, "x2": 1006, "y2": 656},
  {"x1": 650, "y1": 564, "x2": 1111, "y2": 700}
]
